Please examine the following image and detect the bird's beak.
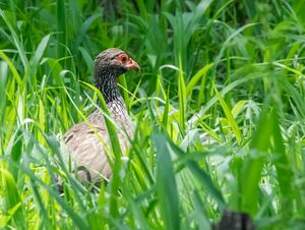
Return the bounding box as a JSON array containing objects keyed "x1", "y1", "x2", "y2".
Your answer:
[{"x1": 126, "y1": 58, "x2": 140, "y2": 71}]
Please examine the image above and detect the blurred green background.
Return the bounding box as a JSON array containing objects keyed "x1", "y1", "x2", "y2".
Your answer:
[{"x1": 1, "y1": 0, "x2": 305, "y2": 229}]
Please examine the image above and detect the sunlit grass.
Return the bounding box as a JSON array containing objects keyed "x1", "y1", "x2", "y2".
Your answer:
[{"x1": 1, "y1": 0, "x2": 305, "y2": 229}]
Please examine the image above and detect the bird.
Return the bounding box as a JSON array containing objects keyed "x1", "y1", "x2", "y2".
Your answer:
[{"x1": 61, "y1": 48, "x2": 140, "y2": 185}]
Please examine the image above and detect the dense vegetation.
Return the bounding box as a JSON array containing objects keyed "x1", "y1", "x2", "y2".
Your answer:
[{"x1": 1, "y1": 0, "x2": 305, "y2": 229}]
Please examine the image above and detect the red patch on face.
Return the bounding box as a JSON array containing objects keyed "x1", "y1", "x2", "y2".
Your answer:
[
  {"x1": 116, "y1": 53, "x2": 140, "y2": 70},
  {"x1": 116, "y1": 53, "x2": 129, "y2": 64}
]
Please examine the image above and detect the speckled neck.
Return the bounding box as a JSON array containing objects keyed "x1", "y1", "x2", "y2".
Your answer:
[
  {"x1": 95, "y1": 68, "x2": 123, "y2": 104},
  {"x1": 92, "y1": 67, "x2": 134, "y2": 138}
]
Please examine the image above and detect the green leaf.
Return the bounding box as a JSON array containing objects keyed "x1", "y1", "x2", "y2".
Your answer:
[
  {"x1": 215, "y1": 87, "x2": 242, "y2": 144},
  {"x1": 186, "y1": 63, "x2": 214, "y2": 97},
  {"x1": 0, "y1": 165, "x2": 26, "y2": 229},
  {"x1": 0, "y1": 51, "x2": 22, "y2": 86},
  {"x1": 240, "y1": 106, "x2": 274, "y2": 215},
  {"x1": 30, "y1": 34, "x2": 51, "y2": 67},
  {"x1": 271, "y1": 107, "x2": 294, "y2": 217},
  {"x1": 152, "y1": 131, "x2": 180, "y2": 230}
]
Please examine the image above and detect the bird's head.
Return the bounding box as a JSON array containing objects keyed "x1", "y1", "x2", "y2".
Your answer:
[
  {"x1": 94, "y1": 48, "x2": 140, "y2": 78},
  {"x1": 94, "y1": 48, "x2": 140, "y2": 102}
]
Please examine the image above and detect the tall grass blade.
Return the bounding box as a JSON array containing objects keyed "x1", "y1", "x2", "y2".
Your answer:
[
  {"x1": 152, "y1": 130, "x2": 180, "y2": 230},
  {"x1": 215, "y1": 87, "x2": 242, "y2": 144}
]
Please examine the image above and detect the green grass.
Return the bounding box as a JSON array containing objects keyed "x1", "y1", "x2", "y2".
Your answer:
[{"x1": 1, "y1": 0, "x2": 305, "y2": 229}]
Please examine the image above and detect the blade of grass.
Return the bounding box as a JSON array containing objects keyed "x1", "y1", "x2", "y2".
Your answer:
[
  {"x1": 215, "y1": 86, "x2": 242, "y2": 144},
  {"x1": 152, "y1": 130, "x2": 180, "y2": 230}
]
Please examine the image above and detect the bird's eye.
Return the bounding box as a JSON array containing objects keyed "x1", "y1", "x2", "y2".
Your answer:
[
  {"x1": 121, "y1": 56, "x2": 127, "y2": 63},
  {"x1": 118, "y1": 54, "x2": 128, "y2": 63}
]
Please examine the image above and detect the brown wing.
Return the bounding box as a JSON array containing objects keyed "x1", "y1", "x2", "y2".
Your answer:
[
  {"x1": 62, "y1": 108, "x2": 133, "y2": 184},
  {"x1": 63, "y1": 122, "x2": 112, "y2": 183}
]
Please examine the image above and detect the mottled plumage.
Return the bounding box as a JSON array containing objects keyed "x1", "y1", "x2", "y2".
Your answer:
[{"x1": 62, "y1": 48, "x2": 139, "y2": 184}]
